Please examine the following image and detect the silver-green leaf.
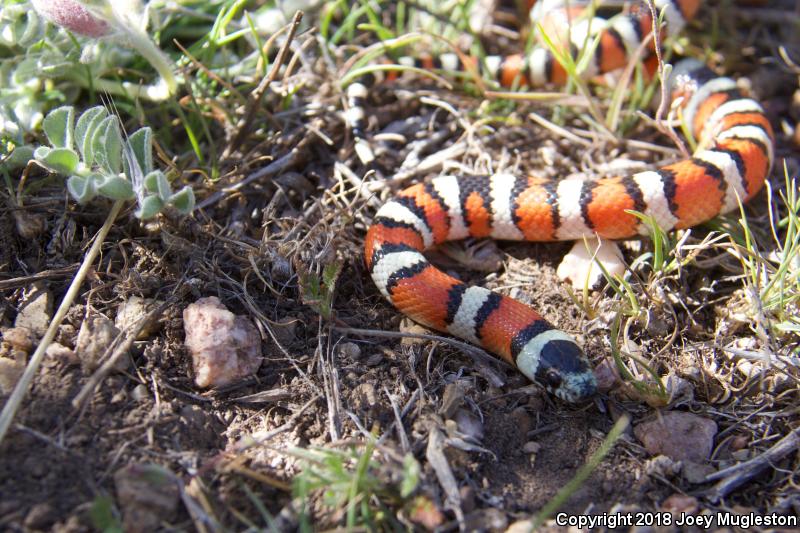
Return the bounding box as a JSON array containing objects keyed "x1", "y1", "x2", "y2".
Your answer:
[
  {"x1": 67, "y1": 174, "x2": 97, "y2": 204},
  {"x1": 43, "y1": 106, "x2": 74, "y2": 149},
  {"x1": 101, "y1": 118, "x2": 122, "y2": 174},
  {"x1": 90, "y1": 116, "x2": 117, "y2": 175},
  {"x1": 126, "y1": 127, "x2": 153, "y2": 176},
  {"x1": 4, "y1": 145, "x2": 35, "y2": 169},
  {"x1": 75, "y1": 106, "x2": 106, "y2": 165},
  {"x1": 136, "y1": 195, "x2": 164, "y2": 219},
  {"x1": 169, "y1": 186, "x2": 195, "y2": 214},
  {"x1": 97, "y1": 175, "x2": 135, "y2": 200},
  {"x1": 35, "y1": 146, "x2": 79, "y2": 175}
]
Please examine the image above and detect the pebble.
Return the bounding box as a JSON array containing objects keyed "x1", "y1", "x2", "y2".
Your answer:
[
  {"x1": 45, "y1": 342, "x2": 79, "y2": 366},
  {"x1": 75, "y1": 313, "x2": 129, "y2": 373},
  {"x1": 23, "y1": 502, "x2": 56, "y2": 530},
  {"x1": 2, "y1": 326, "x2": 34, "y2": 353},
  {"x1": 114, "y1": 463, "x2": 180, "y2": 533},
  {"x1": 661, "y1": 493, "x2": 699, "y2": 514},
  {"x1": 336, "y1": 341, "x2": 361, "y2": 360},
  {"x1": 0, "y1": 351, "x2": 26, "y2": 395},
  {"x1": 556, "y1": 238, "x2": 625, "y2": 290},
  {"x1": 593, "y1": 357, "x2": 620, "y2": 393},
  {"x1": 633, "y1": 412, "x2": 717, "y2": 463},
  {"x1": 505, "y1": 520, "x2": 534, "y2": 533},
  {"x1": 522, "y1": 441, "x2": 542, "y2": 454},
  {"x1": 183, "y1": 296, "x2": 263, "y2": 388},
  {"x1": 682, "y1": 461, "x2": 715, "y2": 484},
  {"x1": 15, "y1": 283, "x2": 52, "y2": 337},
  {"x1": 454, "y1": 408, "x2": 484, "y2": 442},
  {"x1": 350, "y1": 382, "x2": 378, "y2": 412},
  {"x1": 115, "y1": 296, "x2": 163, "y2": 340},
  {"x1": 399, "y1": 318, "x2": 429, "y2": 346},
  {"x1": 131, "y1": 384, "x2": 149, "y2": 402}
]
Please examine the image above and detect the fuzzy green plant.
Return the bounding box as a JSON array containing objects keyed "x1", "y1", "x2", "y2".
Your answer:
[
  {"x1": 33, "y1": 104, "x2": 194, "y2": 218},
  {"x1": 0, "y1": 104, "x2": 193, "y2": 445}
]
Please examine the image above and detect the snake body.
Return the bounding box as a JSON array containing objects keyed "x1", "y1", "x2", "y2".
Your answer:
[{"x1": 360, "y1": 0, "x2": 774, "y2": 402}]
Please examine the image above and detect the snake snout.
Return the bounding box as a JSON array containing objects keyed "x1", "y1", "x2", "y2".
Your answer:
[{"x1": 536, "y1": 338, "x2": 597, "y2": 403}]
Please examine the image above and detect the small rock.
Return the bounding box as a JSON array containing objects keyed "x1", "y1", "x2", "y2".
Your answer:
[
  {"x1": 505, "y1": 520, "x2": 535, "y2": 533},
  {"x1": 15, "y1": 283, "x2": 52, "y2": 337},
  {"x1": 14, "y1": 211, "x2": 46, "y2": 240},
  {"x1": 661, "y1": 493, "x2": 699, "y2": 514},
  {"x1": 351, "y1": 382, "x2": 377, "y2": 412},
  {"x1": 522, "y1": 441, "x2": 541, "y2": 454},
  {"x1": 131, "y1": 384, "x2": 149, "y2": 402},
  {"x1": 399, "y1": 318, "x2": 429, "y2": 346},
  {"x1": 664, "y1": 373, "x2": 694, "y2": 405},
  {"x1": 643, "y1": 455, "x2": 681, "y2": 478},
  {"x1": 557, "y1": 238, "x2": 625, "y2": 290},
  {"x1": 76, "y1": 313, "x2": 128, "y2": 373},
  {"x1": 0, "y1": 351, "x2": 26, "y2": 395},
  {"x1": 682, "y1": 461, "x2": 715, "y2": 484},
  {"x1": 593, "y1": 357, "x2": 620, "y2": 393},
  {"x1": 633, "y1": 412, "x2": 717, "y2": 463},
  {"x1": 45, "y1": 342, "x2": 79, "y2": 366},
  {"x1": 2, "y1": 326, "x2": 34, "y2": 353},
  {"x1": 114, "y1": 463, "x2": 180, "y2": 533},
  {"x1": 336, "y1": 341, "x2": 361, "y2": 360},
  {"x1": 454, "y1": 408, "x2": 484, "y2": 442},
  {"x1": 183, "y1": 296, "x2": 263, "y2": 388},
  {"x1": 115, "y1": 297, "x2": 163, "y2": 340},
  {"x1": 24, "y1": 502, "x2": 56, "y2": 530}
]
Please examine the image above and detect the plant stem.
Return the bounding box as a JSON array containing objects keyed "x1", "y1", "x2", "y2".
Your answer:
[{"x1": 0, "y1": 200, "x2": 125, "y2": 445}]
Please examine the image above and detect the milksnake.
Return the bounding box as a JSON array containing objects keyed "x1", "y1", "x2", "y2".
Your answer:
[{"x1": 357, "y1": 0, "x2": 775, "y2": 402}]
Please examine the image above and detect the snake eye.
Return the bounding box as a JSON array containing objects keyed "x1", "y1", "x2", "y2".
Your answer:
[{"x1": 543, "y1": 369, "x2": 562, "y2": 388}]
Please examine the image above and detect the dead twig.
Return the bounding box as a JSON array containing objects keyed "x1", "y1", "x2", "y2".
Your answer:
[
  {"x1": 223, "y1": 11, "x2": 303, "y2": 158},
  {"x1": 0, "y1": 264, "x2": 80, "y2": 290},
  {"x1": 702, "y1": 427, "x2": 800, "y2": 502}
]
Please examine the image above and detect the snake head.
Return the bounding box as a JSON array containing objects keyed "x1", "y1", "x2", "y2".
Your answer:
[{"x1": 515, "y1": 330, "x2": 597, "y2": 403}]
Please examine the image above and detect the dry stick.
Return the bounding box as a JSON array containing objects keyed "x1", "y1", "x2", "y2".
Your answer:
[
  {"x1": 223, "y1": 10, "x2": 303, "y2": 159},
  {"x1": 0, "y1": 200, "x2": 125, "y2": 445},
  {"x1": 702, "y1": 426, "x2": 800, "y2": 502},
  {"x1": 195, "y1": 148, "x2": 300, "y2": 210},
  {"x1": 0, "y1": 264, "x2": 80, "y2": 290}
]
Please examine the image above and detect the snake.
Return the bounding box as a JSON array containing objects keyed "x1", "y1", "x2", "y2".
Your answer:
[{"x1": 358, "y1": 0, "x2": 775, "y2": 402}]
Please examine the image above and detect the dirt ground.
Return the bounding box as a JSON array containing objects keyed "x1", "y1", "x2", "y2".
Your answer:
[{"x1": 1, "y1": 1, "x2": 800, "y2": 531}]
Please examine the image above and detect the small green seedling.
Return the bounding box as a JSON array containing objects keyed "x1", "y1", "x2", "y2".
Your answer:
[{"x1": 32, "y1": 105, "x2": 194, "y2": 218}]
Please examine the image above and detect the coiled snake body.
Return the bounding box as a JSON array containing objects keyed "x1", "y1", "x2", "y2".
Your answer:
[{"x1": 359, "y1": 0, "x2": 774, "y2": 402}]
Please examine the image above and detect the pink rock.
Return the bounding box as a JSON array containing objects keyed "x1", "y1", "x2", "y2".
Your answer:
[
  {"x1": 183, "y1": 297, "x2": 262, "y2": 388},
  {"x1": 634, "y1": 412, "x2": 718, "y2": 463},
  {"x1": 32, "y1": 0, "x2": 112, "y2": 38}
]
